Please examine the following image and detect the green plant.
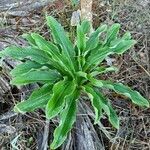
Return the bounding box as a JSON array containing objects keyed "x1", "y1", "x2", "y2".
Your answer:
[{"x1": 0, "y1": 16, "x2": 149, "y2": 149}]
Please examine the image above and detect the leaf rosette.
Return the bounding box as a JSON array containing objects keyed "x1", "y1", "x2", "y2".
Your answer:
[{"x1": 0, "y1": 16, "x2": 149, "y2": 149}]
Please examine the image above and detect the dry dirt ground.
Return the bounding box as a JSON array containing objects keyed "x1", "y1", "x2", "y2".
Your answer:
[{"x1": 0, "y1": 0, "x2": 150, "y2": 150}]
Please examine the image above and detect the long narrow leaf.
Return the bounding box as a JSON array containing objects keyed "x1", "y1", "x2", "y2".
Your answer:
[
  {"x1": 85, "y1": 24, "x2": 107, "y2": 54},
  {"x1": 83, "y1": 85, "x2": 103, "y2": 123},
  {"x1": 84, "y1": 85, "x2": 119, "y2": 128},
  {"x1": 89, "y1": 78, "x2": 149, "y2": 107},
  {"x1": 46, "y1": 16, "x2": 74, "y2": 57},
  {"x1": 1, "y1": 45, "x2": 69, "y2": 75},
  {"x1": 90, "y1": 66, "x2": 118, "y2": 76},
  {"x1": 50, "y1": 89, "x2": 79, "y2": 149},
  {"x1": 77, "y1": 24, "x2": 86, "y2": 52},
  {"x1": 22, "y1": 33, "x2": 37, "y2": 47},
  {"x1": 104, "y1": 23, "x2": 120, "y2": 45},
  {"x1": 81, "y1": 20, "x2": 91, "y2": 34},
  {"x1": 31, "y1": 33, "x2": 75, "y2": 76},
  {"x1": 0, "y1": 46, "x2": 50, "y2": 64},
  {"x1": 14, "y1": 84, "x2": 52, "y2": 113},
  {"x1": 94, "y1": 90, "x2": 119, "y2": 129},
  {"x1": 110, "y1": 39, "x2": 136, "y2": 54},
  {"x1": 104, "y1": 82, "x2": 149, "y2": 107},
  {"x1": 46, "y1": 79, "x2": 76, "y2": 119},
  {"x1": 84, "y1": 38, "x2": 136, "y2": 71},
  {"x1": 31, "y1": 33, "x2": 59, "y2": 53},
  {"x1": 10, "y1": 61, "x2": 43, "y2": 77},
  {"x1": 11, "y1": 70, "x2": 60, "y2": 85},
  {"x1": 83, "y1": 47, "x2": 112, "y2": 71},
  {"x1": 46, "y1": 16, "x2": 76, "y2": 72}
]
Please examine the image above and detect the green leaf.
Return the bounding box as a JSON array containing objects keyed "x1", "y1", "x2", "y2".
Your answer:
[
  {"x1": 10, "y1": 61, "x2": 43, "y2": 77},
  {"x1": 77, "y1": 24, "x2": 86, "y2": 52},
  {"x1": 46, "y1": 79, "x2": 76, "y2": 119},
  {"x1": 31, "y1": 33, "x2": 74, "y2": 76},
  {"x1": 90, "y1": 66, "x2": 118, "y2": 76},
  {"x1": 83, "y1": 85, "x2": 103, "y2": 124},
  {"x1": 110, "y1": 39, "x2": 136, "y2": 54},
  {"x1": 107, "y1": 102, "x2": 119, "y2": 129},
  {"x1": 0, "y1": 45, "x2": 69, "y2": 75},
  {"x1": 104, "y1": 23, "x2": 120, "y2": 45},
  {"x1": 46, "y1": 16, "x2": 76, "y2": 72},
  {"x1": 87, "y1": 77, "x2": 104, "y2": 87},
  {"x1": 46, "y1": 16, "x2": 74, "y2": 56},
  {"x1": 31, "y1": 33, "x2": 59, "y2": 53},
  {"x1": 0, "y1": 46, "x2": 50, "y2": 64},
  {"x1": 104, "y1": 81, "x2": 149, "y2": 107},
  {"x1": 47, "y1": 58, "x2": 70, "y2": 76},
  {"x1": 83, "y1": 85, "x2": 119, "y2": 128},
  {"x1": 84, "y1": 39, "x2": 136, "y2": 71},
  {"x1": 22, "y1": 33, "x2": 37, "y2": 47},
  {"x1": 76, "y1": 71, "x2": 87, "y2": 79},
  {"x1": 95, "y1": 91, "x2": 119, "y2": 129},
  {"x1": 81, "y1": 20, "x2": 91, "y2": 34},
  {"x1": 122, "y1": 31, "x2": 131, "y2": 40},
  {"x1": 11, "y1": 70, "x2": 60, "y2": 85},
  {"x1": 14, "y1": 84, "x2": 52, "y2": 113},
  {"x1": 89, "y1": 78, "x2": 149, "y2": 107},
  {"x1": 83, "y1": 47, "x2": 112, "y2": 71},
  {"x1": 85, "y1": 24, "x2": 107, "y2": 54},
  {"x1": 50, "y1": 89, "x2": 79, "y2": 149}
]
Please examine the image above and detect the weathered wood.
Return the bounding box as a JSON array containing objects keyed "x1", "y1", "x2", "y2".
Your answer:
[
  {"x1": 0, "y1": 0, "x2": 54, "y2": 16},
  {"x1": 74, "y1": 101, "x2": 105, "y2": 150}
]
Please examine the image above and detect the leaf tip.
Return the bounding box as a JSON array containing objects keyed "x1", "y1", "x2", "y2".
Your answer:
[
  {"x1": 144, "y1": 100, "x2": 150, "y2": 108},
  {"x1": 111, "y1": 119, "x2": 120, "y2": 130},
  {"x1": 45, "y1": 104, "x2": 52, "y2": 120},
  {"x1": 22, "y1": 33, "x2": 28, "y2": 39}
]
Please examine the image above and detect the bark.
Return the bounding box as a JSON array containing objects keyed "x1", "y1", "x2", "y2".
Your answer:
[{"x1": 74, "y1": 102, "x2": 104, "y2": 150}]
